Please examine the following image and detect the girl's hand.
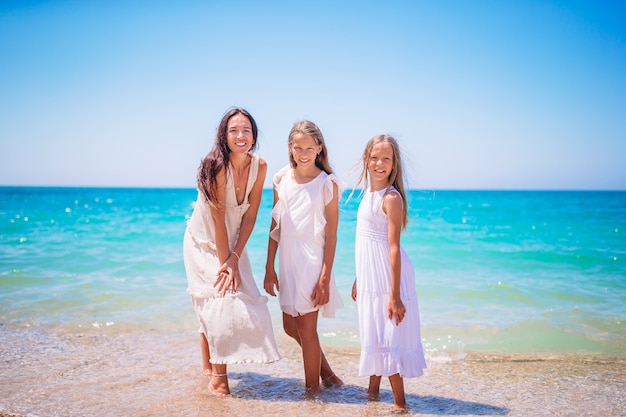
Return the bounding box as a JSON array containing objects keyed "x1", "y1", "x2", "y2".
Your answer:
[
  {"x1": 387, "y1": 296, "x2": 406, "y2": 326},
  {"x1": 215, "y1": 254, "x2": 240, "y2": 295},
  {"x1": 351, "y1": 279, "x2": 357, "y2": 301},
  {"x1": 264, "y1": 268, "x2": 280, "y2": 296},
  {"x1": 312, "y1": 278, "x2": 330, "y2": 307}
]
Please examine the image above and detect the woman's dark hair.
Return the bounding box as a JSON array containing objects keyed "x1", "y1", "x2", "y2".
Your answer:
[{"x1": 197, "y1": 107, "x2": 258, "y2": 205}]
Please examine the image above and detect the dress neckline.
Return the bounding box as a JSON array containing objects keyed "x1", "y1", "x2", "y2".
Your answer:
[
  {"x1": 229, "y1": 154, "x2": 254, "y2": 207},
  {"x1": 369, "y1": 185, "x2": 393, "y2": 195},
  {"x1": 290, "y1": 168, "x2": 324, "y2": 186}
]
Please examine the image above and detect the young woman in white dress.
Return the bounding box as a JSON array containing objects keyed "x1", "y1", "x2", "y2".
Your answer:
[
  {"x1": 351, "y1": 134, "x2": 427, "y2": 410},
  {"x1": 264, "y1": 120, "x2": 344, "y2": 394},
  {"x1": 184, "y1": 108, "x2": 280, "y2": 397}
]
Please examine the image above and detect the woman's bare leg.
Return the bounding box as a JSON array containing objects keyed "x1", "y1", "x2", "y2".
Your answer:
[
  {"x1": 200, "y1": 333, "x2": 229, "y2": 396},
  {"x1": 208, "y1": 363, "x2": 230, "y2": 396},
  {"x1": 200, "y1": 333, "x2": 212, "y2": 377}
]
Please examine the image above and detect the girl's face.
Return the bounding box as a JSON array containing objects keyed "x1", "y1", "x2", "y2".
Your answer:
[
  {"x1": 368, "y1": 141, "x2": 394, "y2": 188},
  {"x1": 290, "y1": 133, "x2": 321, "y2": 169},
  {"x1": 226, "y1": 113, "x2": 254, "y2": 154}
]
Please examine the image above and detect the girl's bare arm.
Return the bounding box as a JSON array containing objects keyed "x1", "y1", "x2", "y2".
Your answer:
[{"x1": 384, "y1": 190, "x2": 406, "y2": 325}]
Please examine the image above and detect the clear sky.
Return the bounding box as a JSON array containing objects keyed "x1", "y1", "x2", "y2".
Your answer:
[{"x1": 1, "y1": 0, "x2": 625, "y2": 190}]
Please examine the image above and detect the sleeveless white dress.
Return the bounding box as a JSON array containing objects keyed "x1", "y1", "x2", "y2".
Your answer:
[
  {"x1": 355, "y1": 187, "x2": 426, "y2": 377},
  {"x1": 183, "y1": 154, "x2": 280, "y2": 364},
  {"x1": 270, "y1": 166, "x2": 344, "y2": 318}
]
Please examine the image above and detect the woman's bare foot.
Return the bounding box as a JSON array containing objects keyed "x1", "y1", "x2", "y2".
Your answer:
[
  {"x1": 322, "y1": 373, "x2": 344, "y2": 388},
  {"x1": 208, "y1": 374, "x2": 230, "y2": 397}
]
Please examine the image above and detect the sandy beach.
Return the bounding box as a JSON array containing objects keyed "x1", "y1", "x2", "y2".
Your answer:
[{"x1": 1, "y1": 326, "x2": 624, "y2": 417}]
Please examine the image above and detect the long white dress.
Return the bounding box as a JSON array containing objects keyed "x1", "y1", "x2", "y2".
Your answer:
[
  {"x1": 183, "y1": 153, "x2": 280, "y2": 364},
  {"x1": 355, "y1": 187, "x2": 426, "y2": 377},
  {"x1": 270, "y1": 166, "x2": 344, "y2": 318}
]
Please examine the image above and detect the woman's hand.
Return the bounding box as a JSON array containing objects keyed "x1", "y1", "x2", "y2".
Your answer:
[
  {"x1": 387, "y1": 296, "x2": 406, "y2": 326},
  {"x1": 351, "y1": 279, "x2": 357, "y2": 301},
  {"x1": 214, "y1": 254, "x2": 241, "y2": 295},
  {"x1": 312, "y1": 277, "x2": 330, "y2": 307},
  {"x1": 264, "y1": 268, "x2": 279, "y2": 296}
]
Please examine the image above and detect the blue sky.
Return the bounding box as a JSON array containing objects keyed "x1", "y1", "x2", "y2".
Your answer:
[{"x1": 1, "y1": 0, "x2": 625, "y2": 190}]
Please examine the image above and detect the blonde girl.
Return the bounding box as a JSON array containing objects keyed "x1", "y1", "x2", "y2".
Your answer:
[{"x1": 351, "y1": 134, "x2": 427, "y2": 410}]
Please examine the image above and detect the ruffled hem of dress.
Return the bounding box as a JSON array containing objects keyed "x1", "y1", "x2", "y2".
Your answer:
[
  {"x1": 280, "y1": 303, "x2": 341, "y2": 319},
  {"x1": 359, "y1": 348, "x2": 426, "y2": 378},
  {"x1": 208, "y1": 355, "x2": 282, "y2": 365}
]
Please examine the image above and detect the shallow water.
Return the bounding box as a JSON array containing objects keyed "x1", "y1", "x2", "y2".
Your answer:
[
  {"x1": 1, "y1": 326, "x2": 624, "y2": 417},
  {"x1": 1, "y1": 187, "x2": 625, "y2": 358}
]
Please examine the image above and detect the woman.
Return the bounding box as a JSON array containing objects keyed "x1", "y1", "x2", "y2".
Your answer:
[{"x1": 183, "y1": 107, "x2": 280, "y2": 397}]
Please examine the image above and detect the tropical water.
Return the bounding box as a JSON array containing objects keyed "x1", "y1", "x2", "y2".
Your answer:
[
  {"x1": 2, "y1": 187, "x2": 624, "y2": 355},
  {"x1": 1, "y1": 187, "x2": 625, "y2": 416}
]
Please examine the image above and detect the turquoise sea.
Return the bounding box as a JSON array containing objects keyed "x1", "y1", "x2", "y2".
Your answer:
[
  {"x1": 1, "y1": 187, "x2": 624, "y2": 357},
  {"x1": 2, "y1": 186, "x2": 625, "y2": 417}
]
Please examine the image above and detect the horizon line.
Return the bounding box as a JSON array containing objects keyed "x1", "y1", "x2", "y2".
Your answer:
[{"x1": 1, "y1": 185, "x2": 625, "y2": 192}]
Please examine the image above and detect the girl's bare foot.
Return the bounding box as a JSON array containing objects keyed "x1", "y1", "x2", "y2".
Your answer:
[
  {"x1": 367, "y1": 391, "x2": 380, "y2": 401},
  {"x1": 322, "y1": 373, "x2": 344, "y2": 388},
  {"x1": 367, "y1": 375, "x2": 382, "y2": 401},
  {"x1": 392, "y1": 402, "x2": 409, "y2": 413},
  {"x1": 305, "y1": 385, "x2": 321, "y2": 397},
  {"x1": 208, "y1": 373, "x2": 230, "y2": 397}
]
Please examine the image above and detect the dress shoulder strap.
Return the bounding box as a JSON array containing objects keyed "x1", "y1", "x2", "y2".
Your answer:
[{"x1": 246, "y1": 153, "x2": 260, "y2": 190}]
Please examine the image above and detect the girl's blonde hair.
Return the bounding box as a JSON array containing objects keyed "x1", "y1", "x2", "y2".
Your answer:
[
  {"x1": 287, "y1": 120, "x2": 333, "y2": 174},
  {"x1": 355, "y1": 134, "x2": 408, "y2": 229}
]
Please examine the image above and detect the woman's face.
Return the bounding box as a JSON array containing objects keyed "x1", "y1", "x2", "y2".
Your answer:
[{"x1": 226, "y1": 113, "x2": 254, "y2": 154}]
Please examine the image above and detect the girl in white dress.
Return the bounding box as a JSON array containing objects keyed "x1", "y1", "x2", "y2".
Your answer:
[
  {"x1": 184, "y1": 108, "x2": 280, "y2": 397},
  {"x1": 350, "y1": 134, "x2": 426, "y2": 410},
  {"x1": 264, "y1": 120, "x2": 344, "y2": 394}
]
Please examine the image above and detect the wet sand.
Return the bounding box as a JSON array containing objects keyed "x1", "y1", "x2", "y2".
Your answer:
[{"x1": 1, "y1": 327, "x2": 624, "y2": 416}]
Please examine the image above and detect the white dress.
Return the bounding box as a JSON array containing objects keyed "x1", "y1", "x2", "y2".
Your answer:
[
  {"x1": 184, "y1": 153, "x2": 280, "y2": 364},
  {"x1": 355, "y1": 187, "x2": 426, "y2": 377},
  {"x1": 270, "y1": 166, "x2": 344, "y2": 318}
]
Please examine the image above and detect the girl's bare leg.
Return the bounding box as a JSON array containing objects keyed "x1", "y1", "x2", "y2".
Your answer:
[
  {"x1": 200, "y1": 333, "x2": 212, "y2": 377},
  {"x1": 283, "y1": 312, "x2": 343, "y2": 389},
  {"x1": 388, "y1": 373, "x2": 407, "y2": 410},
  {"x1": 294, "y1": 311, "x2": 323, "y2": 393},
  {"x1": 368, "y1": 375, "x2": 382, "y2": 400}
]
